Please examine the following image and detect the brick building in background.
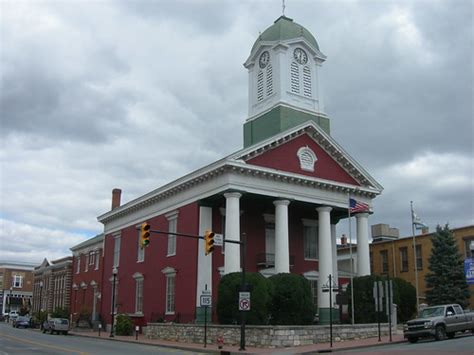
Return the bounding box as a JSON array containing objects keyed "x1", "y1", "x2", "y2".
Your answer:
[
  {"x1": 70, "y1": 234, "x2": 104, "y2": 325},
  {"x1": 0, "y1": 261, "x2": 36, "y2": 315},
  {"x1": 32, "y1": 257, "x2": 73, "y2": 315},
  {"x1": 369, "y1": 224, "x2": 474, "y2": 309}
]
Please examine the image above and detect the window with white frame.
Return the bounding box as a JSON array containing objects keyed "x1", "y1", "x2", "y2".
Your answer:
[
  {"x1": 76, "y1": 256, "x2": 81, "y2": 274},
  {"x1": 134, "y1": 273, "x2": 144, "y2": 314},
  {"x1": 89, "y1": 250, "x2": 95, "y2": 266},
  {"x1": 303, "y1": 220, "x2": 318, "y2": 260},
  {"x1": 85, "y1": 253, "x2": 89, "y2": 272},
  {"x1": 166, "y1": 275, "x2": 175, "y2": 314},
  {"x1": 137, "y1": 228, "x2": 145, "y2": 262},
  {"x1": 309, "y1": 279, "x2": 318, "y2": 308},
  {"x1": 95, "y1": 250, "x2": 100, "y2": 270},
  {"x1": 166, "y1": 211, "x2": 178, "y2": 256},
  {"x1": 113, "y1": 235, "x2": 121, "y2": 268},
  {"x1": 12, "y1": 274, "x2": 23, "y2": 288},
  {"x1": 162, "y1": 267, "x2": 176, "y2": 314}
]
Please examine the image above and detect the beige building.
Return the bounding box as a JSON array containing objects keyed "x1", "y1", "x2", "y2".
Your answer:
[
  {"x1": 369, "y1": 224, "x2": 474, "y2": 309},
  {"x1": 0, "y1": 261, "x2": 36, "y2": 315},
  {"x1": 32, "y1": 257, "x2": 73, "y2": 315}
]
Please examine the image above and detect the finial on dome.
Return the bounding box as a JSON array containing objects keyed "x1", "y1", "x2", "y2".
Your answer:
[{"x1": 282, "y1": 0, "x2": 286, "y2": 16}]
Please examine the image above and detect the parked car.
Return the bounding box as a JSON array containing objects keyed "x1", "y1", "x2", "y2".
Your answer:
[
  {"x1": 9, "y1": 310, "x2": 19, "y2": 321},
  {"x1": 12, "y1": 316, "x2": 31, "y2": 328},
  {"x1": 404, "y1": 304, "x2": 474, "y2": 343},
  {"x1": 42, "y1": 318, "x2": 70, "y2": 335}
]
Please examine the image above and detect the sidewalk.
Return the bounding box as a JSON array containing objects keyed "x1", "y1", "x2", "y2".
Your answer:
[{"x1": 69, "y1": 328, "x2": 406, "y2": 354}]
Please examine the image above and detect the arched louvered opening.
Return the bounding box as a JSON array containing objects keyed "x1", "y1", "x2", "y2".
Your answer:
[
  {"x1": 257, "y1": 71, "x2": 264, "y2": 102},
  {"x1": 266, "y1": 63, "x2": 273, "y2": 96},
  {"x1": 290, "y1": 62, "x2": 300, "y2": 94},
  {"x1": 303, "y1": 66, "x2": 312, "y2": 97}
]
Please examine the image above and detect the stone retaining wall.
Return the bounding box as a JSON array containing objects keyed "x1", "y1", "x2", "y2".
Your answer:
[{"x1": 145, "y1": 323, "x2": 389, "y2": 348}]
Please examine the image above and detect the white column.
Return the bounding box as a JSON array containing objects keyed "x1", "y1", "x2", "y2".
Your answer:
[
  {"x1": 196, "y1": 206, "x2": 212, "y2": 306},
  {"x1": 317, "y1": 206, "x2": 332, "y2": 310},
  {"x1": 224, "y1": 192, "x2": 241, "y2": 275},
  {"x1": 331, "y1": 223, "x2": 338, "y2": 287},
  {"x1": 356, "y1": 213, "x2": 371, "y2": 276},
  {"x1": 274, "y1": 200, "x2": 290, "y2": 273}
]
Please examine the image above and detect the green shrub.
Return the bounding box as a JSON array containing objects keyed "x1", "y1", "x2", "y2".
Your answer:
[
  {"x1": 393, "y1": 278, "x2": 416, "y2": 322},
  {"x1": 115, "y1": 314, "x2": 133, "y2": 335},
  {"x1": 51, "y1": 307, "x2": 69, "y2": 319},
  {"x1": 217, "y1": 272, "x2": 273, "y2": 325},
  {"x1": 268, "y1": 273, "x2": 314, "y2": 325}
]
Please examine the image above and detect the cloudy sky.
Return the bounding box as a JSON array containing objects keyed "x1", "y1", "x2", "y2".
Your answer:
[{"x1": 1, "y1": 0, "x2": 472, "y2": 264}]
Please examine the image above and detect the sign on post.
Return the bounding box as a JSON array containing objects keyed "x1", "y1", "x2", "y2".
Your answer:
[
  {"x1": 239, "y1": 291, "x2": 251, "y2": 311},
  {"x1": 200, "y1": 294, "x2": 212, "y2": 307},
  {"x1": 214, "y1": 233, "x2": 223, "y2": 246}
]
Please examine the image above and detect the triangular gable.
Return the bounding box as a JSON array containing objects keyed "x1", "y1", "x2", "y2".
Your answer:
[
  {"x1": 244, "y1": 133, "x2": 359, "y2": 185},
  {"x1": 231, "y1": 121, "x2": 383, "y2": 191}
]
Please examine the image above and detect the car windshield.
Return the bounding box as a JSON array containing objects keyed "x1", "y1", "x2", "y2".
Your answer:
[
  {"x1": 59, "y1": 319, "x2": 68, "y2": 324},
  {"x1": 419, "y1": 307, "x2": 445, "y2": 318}
]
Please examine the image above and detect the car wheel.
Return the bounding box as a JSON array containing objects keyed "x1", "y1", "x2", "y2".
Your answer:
[
  {"x1": 408, "y1": 337, "x2": 418, "y2": 343},
  {"x1": 434, "y1": 325, "x2": 446, "y2": 341},
  {"x1": 447, "y1": 332, "x2": 455, "y2": 339}
]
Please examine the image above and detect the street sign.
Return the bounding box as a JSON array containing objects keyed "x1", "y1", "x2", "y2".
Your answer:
[
  {"x1": 200, "y1": 294, "x2": 212, "y2": 307},
  {"x1": 239, "y1": 291, "x2": 251, "y2": 311},
  {"x1": 214, "y1": 233, "x2": 223, "y2": 246}
]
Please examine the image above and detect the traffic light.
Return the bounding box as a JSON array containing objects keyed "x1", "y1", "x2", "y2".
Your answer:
[
  {"x1": 204, "y1": 230, "x2": 215, "y2": 255},
  {"x1": 140, "y1": 222, "x2": 151, "y2": 248}
]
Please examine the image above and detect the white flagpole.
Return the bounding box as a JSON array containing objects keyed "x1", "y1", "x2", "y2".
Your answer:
[
  {"x1": 348, "y1": 194, "x2": 355, "y2": 324},
  {"x1": 410, "y1": 201, "x2": 420, "y2": 312}
]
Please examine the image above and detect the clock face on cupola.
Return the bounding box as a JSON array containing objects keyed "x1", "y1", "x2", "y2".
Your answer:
[{"x1": 243, "y1": 16, "x2": 330, "y2": 148}]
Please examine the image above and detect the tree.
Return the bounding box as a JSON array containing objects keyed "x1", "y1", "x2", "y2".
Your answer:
[{"x1": 425, "y1": 224, "x2": 470, "y2": 308}]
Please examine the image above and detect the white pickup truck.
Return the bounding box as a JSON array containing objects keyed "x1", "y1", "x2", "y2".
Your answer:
[{"x1": 404, "y1": 304, "x2": 474, "y2": 343}]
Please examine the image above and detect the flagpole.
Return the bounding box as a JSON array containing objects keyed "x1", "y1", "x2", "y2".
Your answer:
[
  {"x1": 348, "y1": 194, "x2": 355, "y2": 325},
  {"x1": 410, "y1": 201, "x2": 420, "y2": 312}
]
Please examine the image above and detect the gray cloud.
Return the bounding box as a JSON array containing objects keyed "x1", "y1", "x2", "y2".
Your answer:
[{"x1": 0, "y1": 0, "x2": 472, "y2": 263}]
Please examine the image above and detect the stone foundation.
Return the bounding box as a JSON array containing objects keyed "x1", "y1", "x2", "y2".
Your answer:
[{"x1": 145, "y1": 323, "x2": 389, "y2": 348}]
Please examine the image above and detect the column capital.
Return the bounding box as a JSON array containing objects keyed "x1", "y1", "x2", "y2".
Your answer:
[
  {"x1": 273, "y1": 199, "x2": 290, "y2": 207},
  {"x1": 224, "y1": 192, "x2": 242, "y2": 199},
  {"x1": 316, "y1": 206, "x2": 332, "y2": 213},
  {"x1": 355, "y1": 212, "x2": 370, "y2": 219}
]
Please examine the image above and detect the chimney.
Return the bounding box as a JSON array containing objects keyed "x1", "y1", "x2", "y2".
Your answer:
[
  {"x1": 341, "y1": 234, "x2": 347, "y2": 246},
  {"x1": 111, "y1": 188, "x2": 122, "y2": 210}
]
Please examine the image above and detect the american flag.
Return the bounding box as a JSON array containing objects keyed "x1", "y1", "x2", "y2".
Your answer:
[{"x1": 349, "y1": 198, "x2": 370, "y2": 213}]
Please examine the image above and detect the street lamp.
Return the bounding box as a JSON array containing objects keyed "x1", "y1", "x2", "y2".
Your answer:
[
  {"x1": 109, "y1": 267, "x2": 118, "y2": 338},
  {"x1": 322, "y1": 274, "x2": 339, "y2": 348},
  {"x1": 8, "y1": 287, "x2": 13, "y2": 312}
]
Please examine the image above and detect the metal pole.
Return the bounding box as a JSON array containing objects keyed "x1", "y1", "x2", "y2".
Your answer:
[
  {"x1": 110, "y1": 269, "x2": 117, "y2": 338},
  {"x1": 387, "y1": 275, "x2": 392, "y2": 342},
  {"x1": 204, "y1": 305, "x2": 207, "y2": 347},
  {"x1": 239, "y1": 233, "x2": 247, "y2": 351},
  {"x1": 376, "y1": 282, "x2": 381, "y2": 342},
  {"x1": 329, "y1": 274, "x2": 333, "y2": 348},
  {"x1": 348, "y1": 194, "x2": 355, "y2": 325},
  {"x1": 410, "y1": 201, "x2": 420, "y2": 312}
]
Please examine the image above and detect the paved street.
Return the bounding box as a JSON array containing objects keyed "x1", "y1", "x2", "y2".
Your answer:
[
  {"x1": 336, "y1": 332, "x2": 474, "y2": 354},
  {"x1": 0, "y1": 323, "x2": 205, "y2": 355}
]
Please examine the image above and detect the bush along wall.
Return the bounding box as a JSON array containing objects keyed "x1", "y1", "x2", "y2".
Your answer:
[
  {"x1": 268, "y1": 273, "x2": 314, "y2": 325},
  {"x1": 217, "y1": 272, "x2": 273, "y2": 325}
]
